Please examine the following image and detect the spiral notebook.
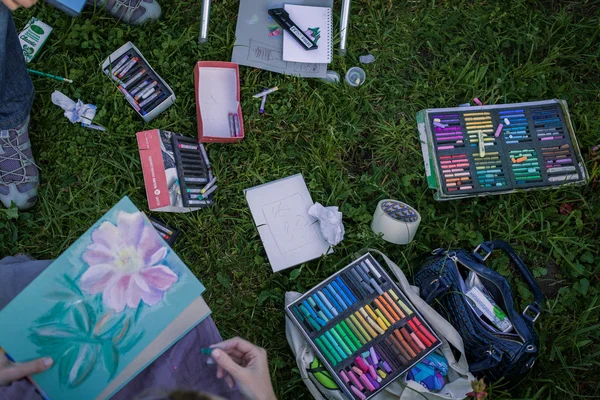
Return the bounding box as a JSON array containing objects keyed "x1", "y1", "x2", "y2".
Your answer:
[{"x1": 282, "y1": 5, "x2": 333, "y2": 64}]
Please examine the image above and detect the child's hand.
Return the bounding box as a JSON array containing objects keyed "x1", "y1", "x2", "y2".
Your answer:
[
  {"x1": 210, "y1": 337, "x2": 277, "y2": 400},
  {"x1": 0, "y1": 351, "x2": 52, "y2": 386},
  {"x1": 1, "y1": 0, "x2": 37, "y2": 11}
]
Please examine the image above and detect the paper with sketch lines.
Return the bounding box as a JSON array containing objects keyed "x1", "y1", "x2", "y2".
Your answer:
[{"x1": 245, "y1": 174, "x2": 332, "y2": 272}]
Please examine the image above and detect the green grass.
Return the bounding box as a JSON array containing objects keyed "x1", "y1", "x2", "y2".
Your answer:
[{"x1": 3, "y1": 0, "x2": 600, "y2": 398}]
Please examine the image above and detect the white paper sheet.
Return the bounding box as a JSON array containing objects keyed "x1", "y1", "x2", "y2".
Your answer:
[
  {"x1": 245, "y1": 174, "x2": 332, "y2": 272},
  {"x1": 199, "y1": 67, "x2": 239, "y2": 138}
]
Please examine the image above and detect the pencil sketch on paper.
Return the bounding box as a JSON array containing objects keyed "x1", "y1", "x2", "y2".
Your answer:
[
  {"x1": 28, "y1": 211, "x2": 178, "y2": 388},
  {"x1": 262, "y1": 193, "x2": 320, "y2": 254},
  {"x1": 247, "y1": 39, "x2": 287, "y2": 69}
]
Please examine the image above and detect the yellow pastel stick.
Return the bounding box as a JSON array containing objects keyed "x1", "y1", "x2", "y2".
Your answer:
[
  {"x1": 350, "y1": 315, "x2": 371, "y2": 340},
  {"x1": 375, "y1": 309, "x2": 391, "y2": 327},
  {"x1": 355, "y1": 312, "x2": 377, "y2": 338},
  {"x1": 364, "y1": 305, "x2": 378, "y2": 321},
  {"x1": 368, "y1": 316, "x2": 385, "y2": 334},
  {"x1": 375, "y1": 317, "x2": 387, "y2": 330}
]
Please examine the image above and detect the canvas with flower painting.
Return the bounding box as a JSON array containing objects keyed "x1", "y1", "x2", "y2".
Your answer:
[{"x1": 0, "y1": 197, "x2": 210, "y2": 400}]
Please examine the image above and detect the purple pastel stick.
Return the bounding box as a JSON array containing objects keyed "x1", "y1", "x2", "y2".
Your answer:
[
  {"x1": 437, "y1": 136, "x2": 463, "y2": 141},
  {"x1": 431, "y1": 114, "x2": 459, "y2": 118},
  {"x1": 366, "y1": 373, "x2": 380, "y2": 389},
  {"x1": 370, "y1": 347, "x2": 379, "y2": 365},
  {"x1": 433, "y1": 122, "x2": 448, "y2": 128}
]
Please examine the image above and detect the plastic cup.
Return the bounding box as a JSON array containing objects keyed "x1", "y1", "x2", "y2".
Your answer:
[{"x1": 345, "y1": 67, "x2": 366, "y2": 87}]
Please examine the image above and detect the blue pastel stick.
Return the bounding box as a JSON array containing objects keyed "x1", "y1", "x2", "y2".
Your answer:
[
  {"x1": 328, "y1": 283, "x2": 348, "y2": 309},
  {"x1": 323, "y1": 287, "x2": 343, "y2": 312},
  {"x1": 336, "y1": 276, "x2": 358, "y2": 303},
  {"x1": 302, "y1": 300, "x2": 319, "y2": 319},
  {"x1": 317, "y1": 310, "x2": 329, "y2": 323},
  {"x1": 312, "y1": 294, "x2": 334, "y2": 319},
  {"x1": 315, "y1": 316, "x2": 328, "y2": 326},
  {"x1": 317, "y1": 291, "x2": 338, "y2": 316},
  {"x1": 331, "y1": 280, "x2": 352, "y2": 306}
]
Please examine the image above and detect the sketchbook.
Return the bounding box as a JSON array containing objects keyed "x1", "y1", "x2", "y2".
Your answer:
[
  {"x1": 245, "y1": 174, "x2": 332, "y2": 272},
  {"x1": 282, "y1": 5, "x2": 332, "y2": 64},
  {"x1": 0, "y1": 197, "x2": 210, "y2": 400},
  {"x1": 231, "y1": 0, "x2": 333, "y2": 78}
]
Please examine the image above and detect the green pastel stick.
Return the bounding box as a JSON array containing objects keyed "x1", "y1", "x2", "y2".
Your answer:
[
  {"x1": 345, "y1": 318, "x2": 367, "y2": 344},
  {"x1": 324, "y1": 331, "x2": 346, "y2": 361},
  {"x1": 331, "y1": 329, "x2": 352, "y2": 356},
  {"x1": 335, "y1": 324, "x2": 357, "y2": 353},
  {"x1": 299, "y1": 305, "x2": 321, "y2": 331},
  {"x1": 340, "y1": 320, "x2": 361, "y2": 349},
  {"x1": 315, "y1": 337, "x2": 337, "y2": 365}
]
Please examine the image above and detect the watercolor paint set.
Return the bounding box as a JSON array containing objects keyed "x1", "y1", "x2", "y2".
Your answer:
[
  {"x1": 149, "y1": 216, "x2": 180, "y2": 245},
  {"x1": 137, "y1": 129, "x2": 216, "y2": 213},
  {"x1": 417, "y1": 99, "x2": 589, "y2": 200},
  {"x1": 286, "y1": 253, "x2": 441, "y2": 400},
  {"x1": 102, "y1": 42, "x2": 176, "y2": 122}
]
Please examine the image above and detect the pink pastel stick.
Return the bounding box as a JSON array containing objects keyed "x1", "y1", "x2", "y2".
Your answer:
[
  {"x1": 474, "y1": 97, "x2": 483, "y2": 106},
  {"x1": 340, "y1": 370, "x2": 350, "y2": 383},
  {"x1": 494, "y1": 123, "x2": 504, "y2": 137},
  {"x1": 348, "y1": 371, "x2": 364, "y2": 391},
  {"x1": 360, "y1": 374, "x2": 376, "y2": 392},
  {"x1": 351, "y1": 386, "x2": 366, "y2": 400},
  {"x1": 438, "y1": 145, "x2": 455, "y2": 150},
  {"x1": 368, "y1": 364, "x2": 378, "y2": 380},
  {"x1": 355, "y1": 356, "x2": 369, "y2": 373}
]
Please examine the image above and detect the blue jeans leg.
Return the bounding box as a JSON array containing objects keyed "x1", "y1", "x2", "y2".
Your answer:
[{"x1": 0, "y1": 3, "x2": 35, "y2": 129}]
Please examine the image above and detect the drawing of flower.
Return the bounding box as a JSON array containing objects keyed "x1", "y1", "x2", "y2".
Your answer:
[{"x1": 79, "y1": 212, "x2": 178, "y2": 312}]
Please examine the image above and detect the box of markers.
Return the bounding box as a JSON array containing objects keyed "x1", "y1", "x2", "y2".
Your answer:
[
  {"x1": 286, "y1": 253, "x2": 441, "y2": 400},
  {"x1": 417, "y1": 99, "x2": 589, "y2": 200},
  {"x1": 194, "y1": 61, "x2": 245, "y2": 143},
  {"x1": 137, "y1": 129, "x2": 216, "y2": 213},
  {"x1": 102, "y1": 42, "x2": 176, "y2": 123}
]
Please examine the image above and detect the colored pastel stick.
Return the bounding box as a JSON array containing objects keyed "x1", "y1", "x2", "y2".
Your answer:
[
  {"x1": 340, "y1": 320, "x2": 361, "y2": 349},
  {"x1": 375, "y1": 309, "x2": 391, "y2": 328},
  {"x1": 408, "y1": 319, "x2": 432, "y2": 347},
  {"x1": 332, "y1": 280, "x2": 353, "y2": 306},
  {"x1": 390, "y1": 334, "x2": 412, "y2": 360},
  {"x1": 336, "y1": 276, "x2": 358, "y2": 303},
  {"x1": 351, "y1": 385, "x2": 366, "y2": 400},
  {"x1": 327, "y1": 283, "x2": 347, "y2": 309},
  {"x1": 348, "y1": 370, "x2": 364, "y2": 391},
  {"x1": 364, "y1": 305, "x2": 378, "y2": 321},
  {"x1": 355, "y1": 312, "x2": 377, "y2": 338},
  {"x1": 298, "y1": 305, "x2": 320, "y2": 330},
  {"x1": 330, "y1": 329, "x2": 351, "y2": 357},
  {"x1": 341, "y1": 273, "x2": 366, "y2": 299},
  {"x1": 369, "y1": 278, "x2": 384, "y2": 295},
  {"x1": 379, "y1": 295, "x2": 401, "y2": 321},
  {"x1": 317, "y1": 310, "x2": 329, "y2": 323},
  {"x1": 374, "y1": 298, "x2": 396, "y2": 323},
  {"x1": 334, "y1": 325, "x2": 356, "y2": 353},
  {"x1": 292, "y1": 307, "x2": 313, "y2": 332},
  {"x1": 312, "y1": 294, "x2": 333, "y2": 320},
  {"x1": 410, "y1": 332, "x2": 426, "y2": 350},
  {"x1": 360, "y1": 373, "x2": 375, "y2": 391},
  {"x1": 317, "y1": 291, "x2": 338, "y2": 316},
  {"x1": 414, "y1": 318, "x2": 437, "y2": 343},
  {"x1": 324, "y1": 331, "x2": 347, "y2": 360},
  {"x1": 322, "y1": 287, "x2": 343, "y2": 312},
  {"x1": 315, "y1": 336, "x2": 337, "y2": 364},
  {"x1": 375, "y1": 316, "x2": 387, "y2": 330},
  {"x1": 400, "y1": 328, "x2": 420, "y2": 354},
  {"x1": 302, "y1": 300, "x2": 319, "y2": 319},
  {"x1": 348, "y1": 315, "x2": 370, "y2": 342}
]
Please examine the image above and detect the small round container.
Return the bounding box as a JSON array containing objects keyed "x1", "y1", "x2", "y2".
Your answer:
[{"x1": 345, "y1": 67, "x2": 366, "y2": 87}]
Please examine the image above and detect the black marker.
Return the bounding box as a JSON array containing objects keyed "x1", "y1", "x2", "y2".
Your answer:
[{"x1": 268, "y1": 8, "x2": 318, "y2": 51}]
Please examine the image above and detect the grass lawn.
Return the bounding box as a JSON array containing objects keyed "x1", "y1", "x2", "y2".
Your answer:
[{"x1": 3, "y1": 0, "x2": 600, "y2": 398}]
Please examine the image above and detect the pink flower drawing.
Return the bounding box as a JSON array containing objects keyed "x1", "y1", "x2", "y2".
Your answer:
[{"x1": 79, "y1": 212, "x2": 178, "y2": 312}]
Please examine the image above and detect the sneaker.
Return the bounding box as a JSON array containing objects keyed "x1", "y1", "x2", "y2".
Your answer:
[
  {"x1": 0, "y1": 116, "x2": 39, "y2": 211},
  {"x1": 89, "y1": 0, "x2": 162, "y2": 26}
]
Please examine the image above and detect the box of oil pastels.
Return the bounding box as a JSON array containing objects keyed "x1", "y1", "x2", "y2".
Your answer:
[
  {"x1": 102, "y1": 42, "x2": 176, "y2": 122},
  {"x1": 137, "y1": 129, "x2": 216, "y2": 213},
  {"x1": 417, "y1": 99, "x2": 589, "y2": 201},
  {"x1": 285, "y1": 253, "x2": 441, "y2": 400}
]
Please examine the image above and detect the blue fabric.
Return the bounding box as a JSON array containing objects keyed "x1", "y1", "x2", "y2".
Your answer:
[{"x1": 0, "y1": 4, "x2": 35, "y2": 130}]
